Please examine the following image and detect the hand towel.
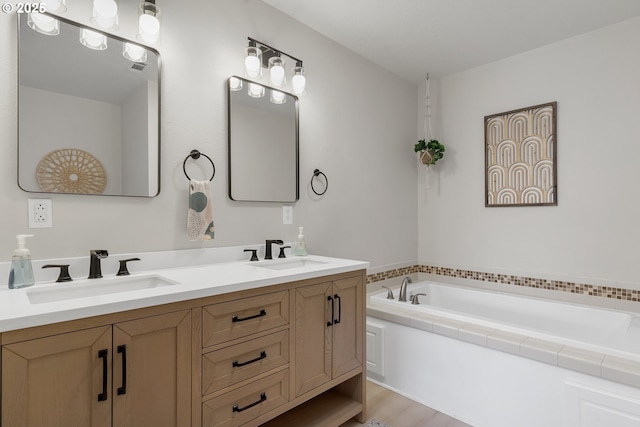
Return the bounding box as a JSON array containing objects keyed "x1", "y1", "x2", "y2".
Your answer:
[{"x1": 187, "y1": 180, "x2": 215, "y2": 241}]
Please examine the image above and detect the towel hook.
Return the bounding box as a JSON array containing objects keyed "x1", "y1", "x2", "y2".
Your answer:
[
  {"x1": 311, "y1": 169, "x2": 328, "y2": 196},
  {"x1": 183, "y1": 149, "x2": 215, "y2": 181}
]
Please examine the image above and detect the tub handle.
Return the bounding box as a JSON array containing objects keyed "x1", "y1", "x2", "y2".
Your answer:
[
  {"x1": 410, "y1": 293, "x2": 426, "y2": 305},
  {"x1": 381, "y1": 286, "x2": 394, "y2": 299}
]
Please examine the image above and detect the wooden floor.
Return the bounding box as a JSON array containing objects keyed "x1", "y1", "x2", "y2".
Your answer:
[{"x1": 339, "y1": 381, "x2": 473, "y2": 427}]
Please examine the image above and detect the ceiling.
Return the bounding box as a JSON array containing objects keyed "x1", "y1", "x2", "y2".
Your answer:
[{"x1": 261, "y1": 0, "x2": 640, "y2": 85}]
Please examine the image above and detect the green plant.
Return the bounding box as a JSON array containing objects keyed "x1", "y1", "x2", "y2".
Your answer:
[{"x1": 414, "y1": 139, "x2": 445, "y2": 165}]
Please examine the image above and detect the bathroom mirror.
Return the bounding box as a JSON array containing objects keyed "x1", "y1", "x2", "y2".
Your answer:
[
  {"x1": 17, "y1": 13, "x2": 160, "y2": 197},
  {"x1": 228, "y1": 76, "x2": 299, "y2": 202}
]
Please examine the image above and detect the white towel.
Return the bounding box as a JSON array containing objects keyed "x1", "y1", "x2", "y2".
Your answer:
[{"x1": 187, "y1": 180, "x2": 215, "y2": 241}]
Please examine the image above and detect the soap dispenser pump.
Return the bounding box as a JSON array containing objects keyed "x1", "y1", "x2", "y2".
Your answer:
[
  {"x1": 294, "y1": 226, "x2": 308, "y2": 256},
  {"x1": 8, "y1": 234, "x2": 35, "y2": 289}
]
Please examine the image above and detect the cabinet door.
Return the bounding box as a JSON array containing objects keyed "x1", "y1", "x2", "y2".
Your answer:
[
  {"x1": 293, "y1": 281, "x2": 332, "y2": 397},
  {"x1": 332, "y1": 276, "x2": 364, "y2": 378},
  {"x1": 2, "y1": 326, "x2": 112, "y2": 427},
  {"x1": 112, "y1": 310, "x2": 191, "y2": 427}
]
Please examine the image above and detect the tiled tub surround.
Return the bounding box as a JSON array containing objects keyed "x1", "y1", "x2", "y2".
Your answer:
[
  {"x1": 366, "y1": 277, "x2": 640, "y2": 427},
  {"x1": 367, "y1": 265, "x2": 640, "y2": 305}
]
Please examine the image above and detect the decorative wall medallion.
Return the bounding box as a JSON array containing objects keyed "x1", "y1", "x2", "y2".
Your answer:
[
  {"x1": 484, "y1": 102, "x2": 557, "y2": 207},
  {"x1": 36, "y1": 148, "x2": 107, "y2": 194}
]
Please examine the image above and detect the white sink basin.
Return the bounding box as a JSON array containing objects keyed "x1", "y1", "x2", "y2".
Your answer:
[
  {"x1": 254, "y1": 258, "x2": 327, "y2": 270},
  {"x1": 27, "y1": 275, "x2": 179, "y2": 304}
]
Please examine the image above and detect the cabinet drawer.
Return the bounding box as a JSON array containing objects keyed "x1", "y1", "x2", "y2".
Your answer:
[
  {"x1": 202, "y1": 291, "x2": 289, "y2": 347},
  {"x1": 202, "y1": 369, "x2": 289, "y2": 427},
  {"x1": 203, "y1": 330, "x2": 289, "y2": 395}
]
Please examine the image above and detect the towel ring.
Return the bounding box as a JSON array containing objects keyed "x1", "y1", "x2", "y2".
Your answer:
[
  {"x1": 183, "y1": 149, "x2": 215, "y2": 181},
  {"x1": 311, "y1": 169, "x2": 328, "y2": 196}
]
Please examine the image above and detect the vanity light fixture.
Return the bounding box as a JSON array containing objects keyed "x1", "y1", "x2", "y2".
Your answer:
[
  {"x1": 245, "y1": 37, "x2": 306, "y2": 95},
  {"x1": 79, "y1": 28, "x2": 108, "y2": 50},
  {"x1": 270, "y1": 89, "x2": 286, "y2": 104},
  {"x1": 229, "y1": 76, "x2": 243, "y2": 91},
  {"x1": 248, "y1": 82, "x2": 265, "y2": 98},
  {"x1": 123, "y1": 42, "x2": 147, "y2": 62},
  {"x1": 137, "y1": 0, "x2": 162, "y2": 45},
  {"x1": 90, "y1": 0, "x2": 118, "y2": 30}
]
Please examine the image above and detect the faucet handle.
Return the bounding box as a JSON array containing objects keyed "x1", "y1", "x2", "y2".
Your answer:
[
  {"x1": 278, "y1": 246, "x2": 291, "y2": 259},
  {"x1": 381, "y1": 286, "x2": 394, "y2": 299},
  {"x1": 42, "y1": 264, "x2": 72, "y2": 282},
  {"x1": 117, "y1": 258, "x2": 141, "y2": 276},
  {"x1": 410, "y1": 293, "x2": 426, "y2": 305},
  {"x1": 244, "y1": 249, "x2": 259, "y2": 261}
]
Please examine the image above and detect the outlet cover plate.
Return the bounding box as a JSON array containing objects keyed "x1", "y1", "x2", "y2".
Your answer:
[
  {"x1": 28, "y1": 199, "x2": 53, "y2": 228},
  {"x1": 283, "y1": 205, "x2": 293, "y2": 224}
]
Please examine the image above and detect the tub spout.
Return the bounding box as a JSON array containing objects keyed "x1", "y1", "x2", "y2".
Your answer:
[{"x1": 398, "y1": 277, "x2": 412, "y2": 302}]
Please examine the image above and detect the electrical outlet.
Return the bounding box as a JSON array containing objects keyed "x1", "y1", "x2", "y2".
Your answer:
[
  {"x1": 28, "y1": 199, "x2": 53, "y2": 228},
  {"x1": 283, "y1": 205, "x2": 293, "y2": 224}
]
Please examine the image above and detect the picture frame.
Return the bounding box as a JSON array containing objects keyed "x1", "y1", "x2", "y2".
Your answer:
[{"x1": 484, "y1": 102, "x2": 557, "y2": 207}]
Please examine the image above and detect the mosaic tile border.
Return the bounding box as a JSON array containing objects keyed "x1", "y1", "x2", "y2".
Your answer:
[{"x1": 367, "y1": 265, "x2": 640, "y2": 303}]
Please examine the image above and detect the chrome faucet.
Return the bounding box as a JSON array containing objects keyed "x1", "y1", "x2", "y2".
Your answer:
[
  {"x1": 398, "y1": 276, "x2": 412, "y2": 302},
  {"x1": 88, "y1": 249, "x2": 109, "y2": 279}
]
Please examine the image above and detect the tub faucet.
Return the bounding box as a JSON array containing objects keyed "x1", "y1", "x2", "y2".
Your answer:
[
  {"x1": 398, "y1": 276, "x2": 412, "y2": 302},
  {"x1": 88, "y1": 249, "x2": 109, "y2": 279}
]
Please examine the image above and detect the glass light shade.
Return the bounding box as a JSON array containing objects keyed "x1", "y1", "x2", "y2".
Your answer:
[
  {"x1": 292, "y1": 65, "x2": 306, "y2": 95},
  {"x1": 123, "y1": 42, "x2": 147, "y2": 62},
  {"x1": 244, "y1": 46, "x2": 262, "y2": 79},
  {"x1": 27, "y1": 13, "x2": 60, "y2": 35},
  {"x1": 137, "y1": 2, "x2": 161, "y2": 45},
  {"x1": 248, "y1": 83, "x2": 265, "y2": 98},
  {"x1": 229, "y1": 77, "x2": 243, "y2": 91},
  {"x1": 42, "y1": 0, "x2": 67, "y2": 13},
  {"x1": 91, "y1": 0, "x2": 118, "y2": 30},
  {"x1": 268, "y1": 56, "x2": 286, "y2": 87},
  {"x1": 79, "y1": 28, "x2": 108, "y2": 50},
  {"x1": 270, "y1": 89, "x2": 286, "y2": 104}
]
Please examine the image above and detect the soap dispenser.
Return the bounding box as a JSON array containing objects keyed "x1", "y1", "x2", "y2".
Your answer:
[
  {"x1": 294, "y1": 226, "x2": 308, "y2": 256},
  {"x1": 8, "y1": 234, "x2": 35, "y2": 289}
]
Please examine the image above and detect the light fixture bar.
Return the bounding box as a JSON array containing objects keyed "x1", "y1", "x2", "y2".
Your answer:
[{"x1": 247, "y1": 37, "x2": 303, "y2": 67}]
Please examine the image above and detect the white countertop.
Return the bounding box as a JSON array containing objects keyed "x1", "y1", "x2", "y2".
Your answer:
[{"x1": 0, "y1": 255, "x2": 369, "y2": 333}]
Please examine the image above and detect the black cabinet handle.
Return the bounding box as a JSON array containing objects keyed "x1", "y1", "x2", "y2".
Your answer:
[
  {"x1": 233, "y1": 351, "x2": 267, "y2": 368},
  {"x1": 117, "y1": 345, "x2": 127, "y2": 395},
  {"x1": 233, "y1": 392, "x2": 267, "y2": 413},
  {"x1": 334, "y1": 294, "x2": 341, "y2": 324},
  {"x1": 98, "y1": 349, "x2": 108, "y2": 402},
  {"x1": 232, "y1": 309, "x2": 266, "y2": 323},
  {"x1": 327, "y1": 295, "x2": 334, "y2": 327}
]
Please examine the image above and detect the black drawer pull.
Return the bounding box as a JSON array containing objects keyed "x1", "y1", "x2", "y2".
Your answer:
[
  {"x1": 98, "y1": 349, "x2": 108, "y2": 402},
  {"x1": 232, "y1": 309, "x2": 266, "y2": 323},
  {"x1": 233, "y1": 392, "x2": 267, "y2": 413},
  {"x1": 233, "y1": 351, "x2": 267, "y2": 368},
  {"x1": 117, "y1": 345, "x2": 127, "y2": 395},
  {"x1": 327, "y1": 295, "x2": 334, "y2": 327},
  {"x1": 334, "y1": 294, "x2": 342, "y2": 324}
]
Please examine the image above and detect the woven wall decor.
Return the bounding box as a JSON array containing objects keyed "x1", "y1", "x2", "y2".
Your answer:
[
  {"x1": 36, "y1": 148, "x2": 107, "y2": 194},
  {"x1": 484, "y1": 102, "x2": 557, "y2": 207}
]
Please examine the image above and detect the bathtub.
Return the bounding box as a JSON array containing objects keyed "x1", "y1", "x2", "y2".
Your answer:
[{"x1": 367, "y1": 281, "x2": 640, "y2": 427}]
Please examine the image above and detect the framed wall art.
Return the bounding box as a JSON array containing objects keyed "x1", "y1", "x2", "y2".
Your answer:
[{"x1": 484, "y1": 102, "x2": 557, "y2": 207}]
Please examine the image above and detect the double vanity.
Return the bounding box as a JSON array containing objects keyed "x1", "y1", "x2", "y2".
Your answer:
[{"x1": 0, "y1": 253, "x2": 368, "y2": 427}]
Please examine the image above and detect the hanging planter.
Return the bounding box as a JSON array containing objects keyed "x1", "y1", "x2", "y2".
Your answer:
[{"x1": 414, "y1": 139, "x2": 445, "y2": 166}]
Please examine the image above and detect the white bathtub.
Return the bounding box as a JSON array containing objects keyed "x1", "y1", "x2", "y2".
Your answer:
[
  {"x1": 367, "y1": 281, "x2": 640, "y2": 427},
  {"x1": 370, "y1": 281, "x2": 640, "y2": 358}
]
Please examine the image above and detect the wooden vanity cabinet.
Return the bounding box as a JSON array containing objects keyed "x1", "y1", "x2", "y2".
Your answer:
[{"x1": 1, "y1": 309, "x2": 191, "y2": 427}]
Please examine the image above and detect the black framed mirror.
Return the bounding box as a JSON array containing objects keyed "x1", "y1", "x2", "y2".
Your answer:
[
  {"x1": 17, "y1": 13, "x2": 161, "y2": 197},
  {"x1": 227, "y1": 76, "x2": 299, "y2": 203}
]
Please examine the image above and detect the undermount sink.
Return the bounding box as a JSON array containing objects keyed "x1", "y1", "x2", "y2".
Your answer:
[
  {"x1": 254, "y1": 258, "x2": 327, "y2": 270},
  {"x1": 27, "y1": 275, "x2": 179, "y2": 304}
]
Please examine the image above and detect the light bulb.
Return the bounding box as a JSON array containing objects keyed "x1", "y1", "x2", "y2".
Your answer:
[
  {"x1": 292, "y1": 64, "x2": 306, "y2": 95},
  {"x1": 270, "y1": 90, "x2": 286, "y2": 104},
  {"x1": 268, "y1": 56, "x2": 285, "y2": 87},
  {"x1": 123, "y1": 42, "x2": 147, "y2": 62},
  {"x1": 229, "y1": 77, "x2": 243, "y2": 91},
  {"x1": 245, "y1": 45, "x2": 262, "y2": 79},
  {"x1": 27, "y1": 13, "x2": 59, "y2": 35},
  {"x1": 91, "y1": 0, "x2": 118, "y2": 29},
  {"x1": 42, "y1": 0, "x2": 66, "y2": 12},
  {"x1": 80, "y1": 28, "x2": 107, "y2": 50},
  {"x1": 137, "y1": 2, "x2": 161, "y2": 45}
]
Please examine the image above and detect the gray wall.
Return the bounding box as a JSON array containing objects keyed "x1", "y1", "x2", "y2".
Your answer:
[{"x1": 0, "y1": 0, "x2": 418, "y2": 271}]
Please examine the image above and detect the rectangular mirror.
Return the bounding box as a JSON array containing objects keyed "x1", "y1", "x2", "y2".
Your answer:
[
  {"x1": 17, "y1": 13, "x2": 160, "y2": 197},
  {"x1": 228, "y1": 76, "x2": 298, "y2": 202}
]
